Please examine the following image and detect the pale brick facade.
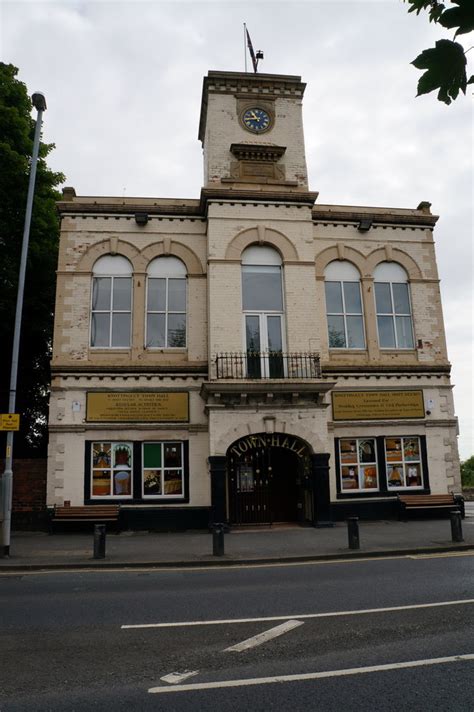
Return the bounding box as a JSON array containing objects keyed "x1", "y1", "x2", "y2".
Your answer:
[{"x1": 47, "y1": 71, "x2": 461, "y2": 528}]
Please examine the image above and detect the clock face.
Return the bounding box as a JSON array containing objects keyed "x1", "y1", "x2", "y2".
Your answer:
[{"x1": 242, "y1": 107, "x2": 271, "y2": 133}]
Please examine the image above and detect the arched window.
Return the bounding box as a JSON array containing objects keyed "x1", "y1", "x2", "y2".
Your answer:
[
  {"x1": 146, "y1": 256, "x2": 187, "y2": 348},
  {"x1": 374, "y1": 262, "x2": 414, "y2": 349},
  {"x1": 91, "y1": 255, "x2": 132, "y2": 348},
  {"x1": 324, "y1": 261, "x2": 365, "y2": 349},
  {"x1": 241, "y1": 245, "x2": 285, "y2": 377}
]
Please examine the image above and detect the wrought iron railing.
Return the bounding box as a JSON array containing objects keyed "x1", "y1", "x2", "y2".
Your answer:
[{"x1": 214, "y1": 352, "x2": 321, "y2": 380}]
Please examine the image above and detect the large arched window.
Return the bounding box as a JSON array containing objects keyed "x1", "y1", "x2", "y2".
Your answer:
[
  {"x1": 146, "y1": 256, "x2": 187, "y2": 348},
  {"x1": 374, "y1": 262, "x2": 414, "y2": 349},
  {"x1": 324, "y1": 261, "x2": 365, "y2": 349},
  {"x1": 91, "y1": 255, "x2": 132, "y2": 347},
  {"x1": 242, "y1": 245, "x2": 285, "y2": 378}
]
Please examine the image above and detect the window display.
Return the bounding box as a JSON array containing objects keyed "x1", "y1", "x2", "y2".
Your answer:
[
  {"x1": 143, "y1": 442, "x2": 184, "y2": 497},
  {"x1": 339, "y1": 438, "x2": 378, "y2": 491},
  {"x1": 89, "y1": 440, "x2": 186, "y2": 500},
  {"x1": 385, "y1": 437, "x2": 422, "y2": 488},
  {"x1": 337, "y1": 435, "x2": 425, "y2": 495},
  {"x1": 92, "y1": 442, "x2": 132, "y2": 497}
]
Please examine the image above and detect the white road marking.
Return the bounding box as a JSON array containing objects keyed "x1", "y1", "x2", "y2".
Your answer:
[
  {"x1": 160, "y1": 671, "x2": 199, "y2": 685},
  {"x1": 122, "y1": 597, "x2": 474, "y2": 630},
  {"x1": 148, "y1": 653, "x2": 474, "y2": 694},
  {"x1": 410, "y1": 550, "x2": 474, "y2": 558},
  {"x1": 224, "y1": 619, "x2": 303, "y2": 652}
]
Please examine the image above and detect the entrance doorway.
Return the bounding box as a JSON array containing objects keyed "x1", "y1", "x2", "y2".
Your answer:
[{"x1": 227, "y1": 433, "x2": 312, "y2": 526}]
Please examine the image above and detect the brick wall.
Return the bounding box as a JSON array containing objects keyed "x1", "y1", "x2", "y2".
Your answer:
[{"x1": 1, "y1": 458, "x2": 47, "y2": 529}]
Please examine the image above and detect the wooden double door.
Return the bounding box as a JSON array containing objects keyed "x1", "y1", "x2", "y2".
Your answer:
[{"x1": 229, "y1": 446, "x2": 305, "y2": 525}]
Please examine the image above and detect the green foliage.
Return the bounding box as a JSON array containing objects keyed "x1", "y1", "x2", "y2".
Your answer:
[
  {"x1": 413, "y1": 39, "x2": 471, "y2": 102},
  {"x1": 0, "y1": 63, "x2": 64, "y2": 455},
  {"x1": 461, "y1": 456, "x2": 474, "y2": 487},
  {"x1": 404, "y1": 0, "x2": 474, "y2": 104}
]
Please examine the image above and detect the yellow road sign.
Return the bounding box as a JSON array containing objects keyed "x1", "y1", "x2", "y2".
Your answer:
[{"x1": 0, "y1": 414, "x2": 20, "y2": 431}]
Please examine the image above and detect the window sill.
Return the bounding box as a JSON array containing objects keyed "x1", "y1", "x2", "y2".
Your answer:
[
  {"x1": 145, "y1": 348, "x2": 188, "y2": 353},
  {"x1": 387, "y1": 486, "x2": 424, "y2": 491},
  {"x1": 142, "y1": 496, "x2": 185, "y2": 501},
  {"x1": 86, "y1": 497, "x2": 189, "y2": 505},
  {"x1": 378, "y1": 348, "x2": 417, "y2": 353},
  {"x1": 336, "y1": 489, "x2": 429, "y2": 499},
  {"x1": 90, "y1": 496, "x2": 133, "y2": 501},
  {"x1": 89, "y1": 348, "x2": 131, "y2": 353}
]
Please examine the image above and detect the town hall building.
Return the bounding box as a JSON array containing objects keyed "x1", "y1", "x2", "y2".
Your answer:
[{"x1": 47, "y1": 70, "x2": 461, "y2": 528}]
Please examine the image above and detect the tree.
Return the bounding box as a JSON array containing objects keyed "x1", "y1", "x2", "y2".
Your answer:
[
  {"x1": 0, "y1": 63, "x2": 64, "y2": 456},
  {"x1": 404, "y1": 0, "x2": 474, "y2": 104},
  {"x1": 461, "y1": 456, "x2": 474, "y2": 487}
]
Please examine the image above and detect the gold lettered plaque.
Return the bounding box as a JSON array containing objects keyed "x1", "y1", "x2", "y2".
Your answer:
[
  {"x1": 86, "y1": 392, "x2": 189, "y2": 423},
  {"x1": 332, "y1": 390, "x2": 425, "y2": 421}
]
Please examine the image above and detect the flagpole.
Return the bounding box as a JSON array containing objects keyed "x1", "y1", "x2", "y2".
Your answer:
[{"x1": 244, "y1": 23, "x2": 247, "y2": 72}]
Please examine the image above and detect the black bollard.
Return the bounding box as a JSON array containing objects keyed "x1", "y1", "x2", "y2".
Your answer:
[
  {"x1": 450, "y1": 510, "x2": 463, "y2": 543},
  {"x1": 347, "y1": 517, "x2": 360, "y2": 550},
  {"x1": 93, "y1": 523, "x2": 106, "y2": 559},
  {"x1": 212, "y1": 524, "x2": 225, "y2": 556}
]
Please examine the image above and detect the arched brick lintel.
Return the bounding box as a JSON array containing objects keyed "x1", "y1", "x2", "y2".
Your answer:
[{"x1": 225, "y1": 227, "x2": 299, "y2": 262}]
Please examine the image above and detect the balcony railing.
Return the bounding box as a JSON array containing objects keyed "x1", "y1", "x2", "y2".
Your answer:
[{"x1": 214, "y1": 351, "x2": 321, "y2": 380}]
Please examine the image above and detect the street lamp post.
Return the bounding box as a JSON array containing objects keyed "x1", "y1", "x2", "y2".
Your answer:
[{"x1": 1, "y1": 92, "x2": 47, "y2": 557}]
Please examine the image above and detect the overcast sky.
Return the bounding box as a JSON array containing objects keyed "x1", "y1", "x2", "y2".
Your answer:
[{"x1": 2, "y1": 0, "x2": 473, "y2": 458}]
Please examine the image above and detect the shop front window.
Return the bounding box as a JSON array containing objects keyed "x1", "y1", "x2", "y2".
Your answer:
[
  {"x1": 339, "y1": 438, "x2": 378, "y2": 491},
  {"x1": 91, "y1": 442, "x2": 133, "y2": 498},
  {"x1": 89, "y1": 440, "x2": 187, "y2": 501},
  {"x1": 385, "y1": 436, "x2": 423, "y2": 488},
  {"x1": 336, "y1": 435, "x2": 426, "y2": 496},
  {"x1": 142, "y1": 442, "x2": 184, "y2": 498}
]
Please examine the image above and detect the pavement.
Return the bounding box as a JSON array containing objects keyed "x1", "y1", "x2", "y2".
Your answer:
[{"x1": 1, "y1": 502, "x2": 473, "y2": 571}]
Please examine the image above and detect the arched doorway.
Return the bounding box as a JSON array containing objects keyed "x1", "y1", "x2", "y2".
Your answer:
[{"x1": 227, "y1": 433, "x2": 313, "y2": 525}]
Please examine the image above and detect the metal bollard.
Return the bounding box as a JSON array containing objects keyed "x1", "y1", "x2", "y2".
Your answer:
[
  {"x1": 347, "y1": 517, "x2": 360, "y2": 550},
  {"x1": 450, "y1": 510, "x2": 463, "y2": 543},
  {"x1": 212, "y1": 524, "x2": 225, "y2": 556},
  {"x1": 93, "y1": 523, "x2": 106, "y2": 559}
]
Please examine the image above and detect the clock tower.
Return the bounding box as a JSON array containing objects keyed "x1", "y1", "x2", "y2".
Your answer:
[{"x1": 198, "y1": 71, "x2": 310, "y2": 193}]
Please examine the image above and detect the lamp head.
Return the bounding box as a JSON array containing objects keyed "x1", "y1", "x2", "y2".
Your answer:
[{"x1": 32, "y1": 92, "x2": 47, "y2": 111}]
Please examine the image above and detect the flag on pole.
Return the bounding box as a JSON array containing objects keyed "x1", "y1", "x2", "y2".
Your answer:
[{"x1": 246, "y1": 27, "x2": 258, "y2": 73}]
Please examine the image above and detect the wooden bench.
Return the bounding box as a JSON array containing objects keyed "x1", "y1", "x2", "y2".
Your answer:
[
  {"x1": 49, "y1": 505, "x2": 121, "y2": 533},
  {"x1": 398, "y1": 493, "x2": 465, "y2": 520}
]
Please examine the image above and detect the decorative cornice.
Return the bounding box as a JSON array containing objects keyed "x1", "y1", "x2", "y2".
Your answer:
[
  {"x1": 322, "y1": 364, "x2": 451, "y2": 375},
  {"x1": 200, "y1": 187, "x2": 318, "y2": 214},
  {"x1": 49, "y1": 423, "x2": 208, "y2": 433},
  {"x1": 57, "y1": 192, "x2": 437, "y2": 230},
  {"x1": 230, "y1": 143, "x2": 286, "y2": 162},
  {"x1": 312, "y1": 205, "x2": 438, "y2": 228},
  {"x1": 57, "y1": 200, "x2": 202, "y2": 218},
  {"x1": 51, "y1": 363, "x2": 208, "y2": 375},
  {"x1": 200, "y1": 380, "x2": 335, "y2": 410}
]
